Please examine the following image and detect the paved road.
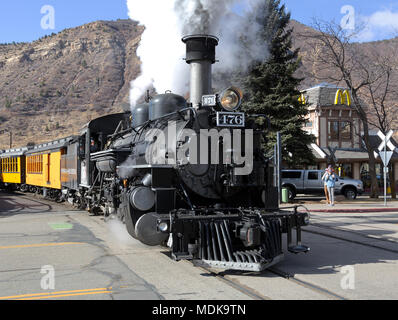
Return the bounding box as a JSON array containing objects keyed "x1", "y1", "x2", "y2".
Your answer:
[
  {"x1": 1, "y1": 191, "x2": 398, "y2": 300},
  {"x1": 0, "y1": 192, "x2": 162, "y2": 300},
  {"x1": 0, "y1": 191, "x2": 250, "y2": 300}
]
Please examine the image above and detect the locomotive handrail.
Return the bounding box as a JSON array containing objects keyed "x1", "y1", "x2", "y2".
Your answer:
[
  {"x1": 165, "y1": 210, "x2": 307, "y2": 221},
  {"x1": 150, "y1": 107, "x2": 198, "y2": 123}
]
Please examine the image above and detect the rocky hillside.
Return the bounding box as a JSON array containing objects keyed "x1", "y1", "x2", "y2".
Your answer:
[
  {"x1": 0, "y1": 19, "x2": 143, "y2": 149},
  {"x1": 0, "y1": 19, "x2": 397, "y2": 149}
]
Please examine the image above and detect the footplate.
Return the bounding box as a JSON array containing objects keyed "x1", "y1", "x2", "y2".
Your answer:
[{"x1": 193, "y1": 253, "x2": 284, "y2": 272}]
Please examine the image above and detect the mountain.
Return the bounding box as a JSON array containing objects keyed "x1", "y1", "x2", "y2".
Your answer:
[
  {"x1": 290, "y1": 20, "x2": 398, "y2": 89},
  {"x1": 0, "y1": 19, "x2": 143, "y2": 149},
  {"x1": 0, "y1": 19, "x2": 397, "y2": 149}
]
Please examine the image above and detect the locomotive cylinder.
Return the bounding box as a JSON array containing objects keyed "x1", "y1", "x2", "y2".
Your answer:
[
  {"x1": 129, "y1": 186, "x2": 155, "y2": 212},
  {"x1": 182, "y1": 35, "x2": 219, "y2": 109}
]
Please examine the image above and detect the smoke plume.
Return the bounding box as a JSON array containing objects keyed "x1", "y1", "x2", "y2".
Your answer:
[{"x1": 127, "y1": 0, "x2": 269, "y2": 107}]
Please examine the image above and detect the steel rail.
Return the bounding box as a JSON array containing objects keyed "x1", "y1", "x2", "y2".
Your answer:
[
  {"x1": 194, "y1": 264, "x2": 272, "y2": 300},
  {"x1": 268, "y1": 267, "x2": 348, "y2": 300}
]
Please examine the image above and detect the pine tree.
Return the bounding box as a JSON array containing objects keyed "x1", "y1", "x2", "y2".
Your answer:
[{"x1": 241, "y1": 0, "x2": 315, "y2": 167}]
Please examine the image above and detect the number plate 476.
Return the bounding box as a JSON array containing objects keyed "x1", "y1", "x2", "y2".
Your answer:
[{"x1": 216, "y1": 112, "x2": 245, "y2": 128}]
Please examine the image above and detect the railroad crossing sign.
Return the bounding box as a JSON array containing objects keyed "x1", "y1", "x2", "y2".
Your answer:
[
  {"x1": 374, "y1": 130, "x2": 396, "y2": 207},
  {"x1": 380, "y1": 151, "x2": 393, "y2": 167},
  {"x1": 374, "y1": 130, "x2": 395, "y2": 159},
  {"x1": 378, "y1": 130, "x2": 395, "y2": 151}
]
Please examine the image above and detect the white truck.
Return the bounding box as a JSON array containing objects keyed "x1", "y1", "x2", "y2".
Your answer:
[{"x1": 281, "y1": 169, "x2": 364, "y2": 200}]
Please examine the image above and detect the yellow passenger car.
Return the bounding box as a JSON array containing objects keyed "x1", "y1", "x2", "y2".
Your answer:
[
  {"x1": 0, "y1": 148, "x2": 27, "y2": 184},
  {"x1": 25, "y1": 138, "x2": 71, "y2": 190}
]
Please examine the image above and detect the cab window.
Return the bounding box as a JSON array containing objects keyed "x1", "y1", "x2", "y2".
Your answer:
[
  {"x1": 308, "y1": 171, "x2": 319, "y2": 180},
  {"x1": 282, "y1": 171, "x2": 302, "y2": 179}
]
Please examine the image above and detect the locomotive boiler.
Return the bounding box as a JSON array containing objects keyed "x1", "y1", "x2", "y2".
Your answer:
[{"x1": 90, "y1": 35, "x2": 310, "y2": 271}]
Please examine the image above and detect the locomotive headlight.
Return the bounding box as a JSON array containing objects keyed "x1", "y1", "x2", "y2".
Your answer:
[{"x1": 219, "y1": 87, "x2": 243, "y2": 111}]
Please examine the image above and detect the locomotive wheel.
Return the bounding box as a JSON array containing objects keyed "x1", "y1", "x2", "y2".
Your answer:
[{"x1": 135, "y1": 213, "x2": 169, "y2": 246}]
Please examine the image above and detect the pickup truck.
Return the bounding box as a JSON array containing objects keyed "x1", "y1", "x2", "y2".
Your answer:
[{"x1": 281, "y1": 170, "x2": 364, "y2": 200}]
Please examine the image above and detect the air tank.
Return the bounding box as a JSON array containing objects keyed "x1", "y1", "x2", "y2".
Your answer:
[
  {"x1": 131, "y1": 103, "x2": 149, "y2": 128},
  {"x1": 149, "y1": 92, "x2": 187, "y2": 120}
]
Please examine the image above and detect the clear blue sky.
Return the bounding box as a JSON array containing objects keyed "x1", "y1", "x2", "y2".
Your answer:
[
  {"x1": 284, "y1": 0, "x2": 396, "y2": 23},
  {"x1": 1, "y1": 1, "x2": 397, "y2": 43},
  {"x1": 0, "y1": 0, "x2": 129, "y2": 43}
]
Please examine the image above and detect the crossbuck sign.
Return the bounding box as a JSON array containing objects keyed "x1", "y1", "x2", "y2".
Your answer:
[
  {"x1": 374, "y1": 130, "x2": 396, "y2": 165},
  {"x1": 374, "y1": 130, "x2": 396, "y2": 206}
]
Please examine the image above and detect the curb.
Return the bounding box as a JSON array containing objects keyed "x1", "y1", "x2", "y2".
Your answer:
[{"x1": 308, "y1": 208, "x2": 398, "y2": 213}]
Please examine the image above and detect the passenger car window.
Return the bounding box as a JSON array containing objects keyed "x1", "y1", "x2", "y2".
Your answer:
[{"x1": 308, "y1": 172, "x2": 319, "y2": 180}]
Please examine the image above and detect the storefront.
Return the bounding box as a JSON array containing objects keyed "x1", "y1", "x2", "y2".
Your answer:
[{"x1": 300, "y1": 83, "x2": 398, "y2": 192}]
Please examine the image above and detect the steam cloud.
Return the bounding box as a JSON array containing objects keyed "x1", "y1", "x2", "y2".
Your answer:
[{"x1": 127, "y1": 0, "x2": 269, "y2": 108}]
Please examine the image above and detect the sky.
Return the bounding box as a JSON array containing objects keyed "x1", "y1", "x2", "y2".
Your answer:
[{"x1": 1, "y1": 0, "x2": 398, "y2": 44}]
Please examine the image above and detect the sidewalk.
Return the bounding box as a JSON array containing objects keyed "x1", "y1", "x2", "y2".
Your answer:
[{"x1": 280, "y1": 196, "x2": 398, "y2": 213}]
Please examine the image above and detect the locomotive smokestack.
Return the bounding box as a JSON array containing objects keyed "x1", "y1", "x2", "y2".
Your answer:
[{"x1": 182, "y1": 35, "x2": 219, "y2": 109}]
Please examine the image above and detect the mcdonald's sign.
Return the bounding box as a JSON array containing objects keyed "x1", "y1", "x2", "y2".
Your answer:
[
  {"x1": 298, "y1": 93, "x2": 307, "y2": 105},
  {"x1": 334, "y1": 89, "x2": 351, "y2": 106}
]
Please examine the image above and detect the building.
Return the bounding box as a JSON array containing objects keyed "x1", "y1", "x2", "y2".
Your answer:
[{"x1": 300, "y1": 83, "x2": 398, "y2": 190}]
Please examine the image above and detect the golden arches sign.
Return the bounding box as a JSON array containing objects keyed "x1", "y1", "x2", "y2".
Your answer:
[
  {"x1": 334, "y1": 89, "x2": 351, "y2": 106},
  {"x1": 298, "y1": 94, "x2": 307, "y2": 105}
]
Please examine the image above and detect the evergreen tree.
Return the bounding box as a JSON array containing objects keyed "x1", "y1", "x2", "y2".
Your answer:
[{"x1": 241, "y1": 0, "x2": 315, "y2": 167}]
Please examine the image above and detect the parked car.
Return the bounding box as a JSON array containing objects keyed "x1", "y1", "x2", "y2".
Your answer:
[{"x1": 282, "y1": 170, "x2": 364, "y2": 200}]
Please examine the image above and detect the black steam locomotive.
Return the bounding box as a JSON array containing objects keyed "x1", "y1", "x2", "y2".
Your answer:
[
  {"x1": 90, "y1": 35, "x2": 310, "y2": 271},
  {"x1": 0, "y1": 35, "x2": 309, "y2": 272}
]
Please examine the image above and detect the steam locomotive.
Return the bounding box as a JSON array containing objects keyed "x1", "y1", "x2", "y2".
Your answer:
[{"x1": 0, "y1": 35, "x2": 309, "y2": 271}]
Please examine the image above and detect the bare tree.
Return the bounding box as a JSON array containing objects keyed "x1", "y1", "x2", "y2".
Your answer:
[
  {"x1": 297, "y1": 20, "x2": 398, "y2": 198},
  {"x1": 360, "y1": 47, "x2": 398, "y2": 198}
]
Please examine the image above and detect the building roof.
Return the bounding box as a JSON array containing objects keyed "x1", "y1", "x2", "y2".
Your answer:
[
  {"x1": 302, "y1": 84, "x2": 355, "y2": 109},
  {"x1": 309, "y1": 144, "x2": 370, "y2": 161},
  {"x1": 309, "y1": 134, "x2": 398, "y2": 162}
]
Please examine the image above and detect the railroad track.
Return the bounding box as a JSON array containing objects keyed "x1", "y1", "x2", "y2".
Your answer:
[
  {"x1": 311, "y1": 214, "x2": 398, "y2": 233},
  {"x1": 194, "y1": 263, "x2": 349, "y2": 300},
  {"x1": 190, "y1": 214, "x2": 398, "y2": 301},
  {"x1": 294, "y1": 205, "x2": 398, "y2": 254},
  {"x1": 10, "y1": 192, "x2": 395, "y2": 300},
  {"x1": 267, "y1": 267, "x2": 347, "y2": 300},
  {"x1": 195, "y1": 265, "x2": 272, "y2": 300},
  {"x1": 303, "y1": 225, "x2": 398, "y2": 255}
]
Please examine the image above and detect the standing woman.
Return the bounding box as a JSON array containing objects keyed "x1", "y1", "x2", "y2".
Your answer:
[
  {"x1": 322, "y1": 168, "x2": 330, "y2": 204},
  {"x1": 326, "y1": 168, "x2": 337, "y2": 206}
]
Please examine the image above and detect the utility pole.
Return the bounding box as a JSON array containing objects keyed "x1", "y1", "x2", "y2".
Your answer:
[
  {"x1": 276, "y1": 132, "x2": 282, "y2": 204},
  {"x1": 384, "y1": 135, "x2": 387, "y2": 206},
  {"x1": 376, "y1": 130, "x2": 395, "y2": 207}
]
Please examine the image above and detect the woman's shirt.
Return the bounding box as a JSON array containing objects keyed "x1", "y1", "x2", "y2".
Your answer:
[{"x1": 326, "y1": 174, "x2": 336, "y2": 188}]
